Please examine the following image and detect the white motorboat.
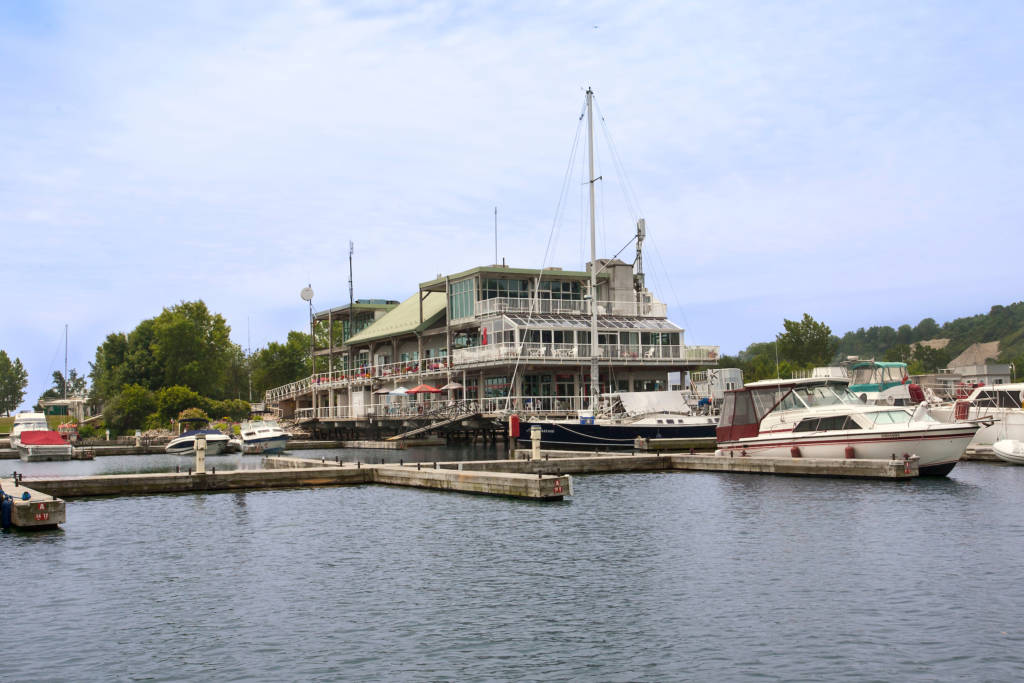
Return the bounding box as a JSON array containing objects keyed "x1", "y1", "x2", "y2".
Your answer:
[
  {"x1": 993, "y1": 439, "x2": 1024, "y2": 465},
  {"x1": 715, "y1": 377, "x2": 980, "y2": 476},
  {"x1": 165, "y1": 429, "x2": 230, "y2": 456},
  {"x1": 10, "y1": 412, "x2": 73, "y2": 461},
  {"x1": 238, "y1": 420, "x2": 289, "y2": 454},
  {"x1": 928, "y1": 383, "x2": 1024, "y2": 455}
]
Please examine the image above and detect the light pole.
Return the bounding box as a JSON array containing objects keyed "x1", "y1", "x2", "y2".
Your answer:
[{"x1": 301, "y1": 285, "x2": 315, "y2": 414}]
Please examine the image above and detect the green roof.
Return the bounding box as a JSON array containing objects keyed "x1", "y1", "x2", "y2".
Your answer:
[{"x1": 345, "y1": 291, "x2": 447, "y2": 345}]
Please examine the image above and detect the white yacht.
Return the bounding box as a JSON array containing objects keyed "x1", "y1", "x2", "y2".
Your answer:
[
  {"x1": 10, "y1": 412, "x2": 73, "y2": 461},
  {"x1": 715, "y1": 377, "x2": 980, "y2": 476},
  {"x1": 238, "y1": 420, "x2": 289, "y2": 454},
  {"x1": 165, "y1": 429, "x2": 230, "y2": 456},
  {"x1": 928, "y1": 383, "x2": 1024, "y2": 455}
]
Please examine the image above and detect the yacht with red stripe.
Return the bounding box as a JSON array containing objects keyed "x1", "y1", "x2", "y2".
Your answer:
[{"x1": 715, "y1": 377, "x2": 980, "y2": 476}]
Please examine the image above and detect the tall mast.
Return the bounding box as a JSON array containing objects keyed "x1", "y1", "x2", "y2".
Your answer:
[
  {"x1": 64, "y1": 323, "x2": 68, "y2": 400},
  {"x1": 586, "y1": 87, "x2": 599, "y2": 409},
  {"x1": 348, "y1": 240, "x2": 355, "y2": 352}
]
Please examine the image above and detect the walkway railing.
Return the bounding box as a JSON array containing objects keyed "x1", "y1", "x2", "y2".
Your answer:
[
  {"x1": 467, "y1": 297, "x2": 668, "y2": 319},
  {"x1": 266, "y1": 344, "x2": 719, "y2": 404}
]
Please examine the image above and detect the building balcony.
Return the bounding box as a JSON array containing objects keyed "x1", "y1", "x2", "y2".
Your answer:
[{"x1": 453, "y1": 297, "x2": 668, "y2": 322}]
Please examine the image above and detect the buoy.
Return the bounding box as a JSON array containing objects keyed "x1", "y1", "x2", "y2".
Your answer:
[
  {"x1": 790, "y1": 446, "x2": 801, "y2": 458},
  {"x1": 844, "y1": 445, "x2": 855, "y2": 459}
]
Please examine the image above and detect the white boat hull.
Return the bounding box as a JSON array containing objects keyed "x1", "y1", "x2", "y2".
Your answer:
[
  {"x1": 240, "y1": 436, "x2": 288, "y2": 454},
  {"x1": 17, "y1": 443, "x2": 73, "y2": 462},
  {"x1": 165, "y1": 436, "x2": 229, "y2": 456},
  {"x1": 929, "y1": 406, "x2": 1024, "y2": 454},
  {"x1": 717, "y1": 424, "x2": 977, "y2": 476},
  {"x1": 993, "y1": 440, "x2": 1024, "y2": 465}
]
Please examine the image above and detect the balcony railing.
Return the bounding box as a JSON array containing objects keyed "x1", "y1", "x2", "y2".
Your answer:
[
  {"x1": 266, "y1": 344, "x2": 719, "y2": 403},
  {"x1": 464, "y1": 297, "x2": 668, "y2": 319}
]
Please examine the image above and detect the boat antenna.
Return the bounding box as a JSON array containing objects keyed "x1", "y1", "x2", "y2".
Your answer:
[
  {"x1": 634, "y1": 218, "x2": 645, "y2": 304},
  {"x1": 587, "y1": 87, "x2": 600, "y2": 411}
]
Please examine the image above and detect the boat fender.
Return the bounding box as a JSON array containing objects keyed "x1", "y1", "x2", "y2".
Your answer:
[
  {"x1": 790, "y1": 446, "x2": 801, "y2": 458},
  {"x1": 954, "y1": 400, "x2": 970, "y2": 421},
  {"x1": 21, "y1": 491, "x2": 30, "y2": 500},
  {"x1": 908, "y1": 384, "x2": 926, "y2": 404},
  {"x1": 844, "y1": 445, "x2": 855, "y2": 459}
]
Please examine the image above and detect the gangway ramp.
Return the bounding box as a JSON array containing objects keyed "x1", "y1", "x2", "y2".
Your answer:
[{"x1": 386, "y1": 413, "x2": 480, "y2": 441}]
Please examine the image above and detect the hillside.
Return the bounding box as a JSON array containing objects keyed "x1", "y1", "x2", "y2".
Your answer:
[{"x1": 835, "y1": 301, "x2": 1024, "y2": 366}]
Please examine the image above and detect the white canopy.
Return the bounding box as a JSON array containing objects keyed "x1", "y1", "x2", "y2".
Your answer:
[{"x1": 613, "y1": 391, "x2": 691, "y2": 416}]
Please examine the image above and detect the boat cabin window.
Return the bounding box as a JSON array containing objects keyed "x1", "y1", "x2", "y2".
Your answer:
[
  {"x1": 665, "y1": 419, "x2": 675, "y2": 424},
  {"x1": 997, "y1": 390, "x2": 1023, "y2": 409},
  {"x1": 851, "y1": 366, "x2": 880, "y2": 385},
  {"x1": 792, "y1": 415, "x2": 859, "y2": 432},
  {"x1": 792, "y1": 384, "x2": 859, "y2": 408},
  {"x1": 869, "y1": 410, "x2": 913, "y2": 425},
  {"x1": 973, "y1": 390, "x2": 997, "y2": 408}
]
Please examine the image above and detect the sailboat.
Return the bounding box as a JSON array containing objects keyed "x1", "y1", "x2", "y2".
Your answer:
[{"x1": 515, "y1": 88, "x2": 718, "y2": 448}]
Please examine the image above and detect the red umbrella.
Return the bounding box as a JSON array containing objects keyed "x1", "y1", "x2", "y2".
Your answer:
[{"x1": 407, "y1": 383, "x2": 442, "y2": 394}]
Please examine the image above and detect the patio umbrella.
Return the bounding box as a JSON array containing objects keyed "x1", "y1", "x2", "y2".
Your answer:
[
  {"x1": 407, "y1": 383, "x2": 442, "y2": 394},
  {"x1": 373, "y1": 387, "x2": 391, "y2": 395},
  {"x1": 388, "y1": 387, "x2": 409, "y2": 395},
  {"x1": 439, "y1": 382, "x2": 463, "y2": 391}
]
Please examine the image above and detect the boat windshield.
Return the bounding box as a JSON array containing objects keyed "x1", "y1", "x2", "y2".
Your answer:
[
  {"x1": 790, "y1": 384, "x2": 862, "y2": 408},
  {"x1": 866, "y1": 410, "x2": 913, "y2": 425},
  {"x1": 850, "y1": 367, "x2": 881, "y2": 384}
]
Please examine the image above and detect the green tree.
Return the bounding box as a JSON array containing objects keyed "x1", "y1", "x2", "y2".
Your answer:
[
  {"x1": 250, "y1": 331, "x2": 311, "y2": 396},
  {"x1": 151, "y1": 301, "x2": 235, "y2": 397},
  {"x1": 912, "y1": 345, "x2": 952, "y2": 373},
  {"x1": 155, "y1": 385, "x2": 208, "y2": 423},
  {"x1": 0, "y1": 351, "x2": 29, "y2": 416},
  {"x1": 37, "y1": 369, "x2": 88, "y2": 406},
  {"x1": 778, "y1": 314, "x2": 839, "y2": 367},
  {"x1": 104, "y1": 384, "x2": 157, "y2": 433}
]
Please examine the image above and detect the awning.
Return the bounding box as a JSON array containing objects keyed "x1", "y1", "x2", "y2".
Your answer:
[
  {"x1": 388, "y1": 387, "x2": 409, "y2": 395},
  {"x1": 373, "y1": 387, "x2": 392, "y2": 395}
]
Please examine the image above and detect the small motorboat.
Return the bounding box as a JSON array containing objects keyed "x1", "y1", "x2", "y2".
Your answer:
[
  {"x1": 165, "y1": 429, "x2": 230, "y2": 456},
  {"x1": 993, "y1": 440, "x2": 1024, "y2": 465},
  {"x1": 238, "y1": 420, "x2": 289, "y2": 454},
  {"x1": 11, "y1": 412, "x2": 73, "y2": 461}
]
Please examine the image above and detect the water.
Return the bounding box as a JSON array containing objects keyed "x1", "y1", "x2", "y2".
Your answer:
[{"x1": 4, "y1": 452, "x2": 1024, "y2": 681}]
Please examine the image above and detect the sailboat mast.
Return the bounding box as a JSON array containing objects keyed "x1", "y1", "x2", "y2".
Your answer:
[
  {"x1": 64, "y1": 324, "x2": 68, "y2": 401},
  {"x1": 586, "y1": 87, "x2": 599, "y2": 409}
]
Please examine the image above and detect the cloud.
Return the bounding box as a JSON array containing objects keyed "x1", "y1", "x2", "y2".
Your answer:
[{"x1": 3, "y1": 1, "x2": 1024, "y2": 405}]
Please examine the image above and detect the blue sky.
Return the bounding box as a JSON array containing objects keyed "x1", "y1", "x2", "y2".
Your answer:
[{"x1": 3, "y1": 1, "x2": 1023, "y2": 409}]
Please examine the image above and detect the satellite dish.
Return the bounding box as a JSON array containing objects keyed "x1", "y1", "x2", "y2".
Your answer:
[{"x1": 300, "y1": 286, "x2": 314, "y2": 302}]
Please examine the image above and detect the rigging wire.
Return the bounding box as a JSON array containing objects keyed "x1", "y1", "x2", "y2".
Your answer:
[{"x1": 504, "y1": 97, "x2": 587, "y2": 411}]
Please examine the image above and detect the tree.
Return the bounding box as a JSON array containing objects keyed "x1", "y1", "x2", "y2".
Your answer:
[
  {"x1": 0, "y1": 350, "x2": 29, "y2": 416},
  {"x1": 151, "y1": 301, "x2": 235, "y2": 397},
  {"x1": 37, "y1": 369, "x2": 88, "y2": 406},
  {"x1": 103, "y1": 384, "x2": 157, "y2": 433},
  {"x1": 778, "y1": 314, "x2": 839, "y2": 367},
  {"x1": 250, "y1": 331, "x2": 311, "y2": 396}
]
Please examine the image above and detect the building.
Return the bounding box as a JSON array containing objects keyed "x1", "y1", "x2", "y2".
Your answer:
[{"x1": 267, "y1": 259, "x2": 719, "y2": 431}]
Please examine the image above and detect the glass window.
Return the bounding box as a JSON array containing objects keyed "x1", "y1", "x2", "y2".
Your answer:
[
  {"x1": 484, "y1": 376, "x2": 510, "y2": 398},
  {"x1": 793, "y1": 418, "x2": 819, "y2": 432},
  {"x1": 482, "y1": 278, "x2": 529, "y2": 300},
  {"x1": 537, "y1": 280, "x2": 582, "y2": 300},
  {"x1": 449, "y1": 279, "x2": 475, "y2": 319},
  {"x1": 732, "y1": 392, "x2": 756, "y2": 425},
  {"x1": 997, "y1": 391, "x2": 1022, "y2": 409}
]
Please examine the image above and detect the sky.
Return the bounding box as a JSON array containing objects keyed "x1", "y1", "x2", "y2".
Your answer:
[{"x1": 3, "y1": 1, "x2": 1023, "y2": 410}]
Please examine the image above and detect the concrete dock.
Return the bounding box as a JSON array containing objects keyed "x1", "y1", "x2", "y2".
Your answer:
[
  {"x1": 0, "y1": 478, "x2": 66, "y2": 529},
  {"x1": 21, "y1": 460, "x2": 572, "y2": 502}
]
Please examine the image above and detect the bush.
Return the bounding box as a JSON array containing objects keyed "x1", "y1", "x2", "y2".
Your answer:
[
  {"x1": 207, "y1": 398, "x2": 251, "y2": 422},
  {"x1": 156, "y1": 386, "x2": 208, "y2": 423},
  {"x1": 78, "y1": 423, "x2": 100, "y2": 439}
]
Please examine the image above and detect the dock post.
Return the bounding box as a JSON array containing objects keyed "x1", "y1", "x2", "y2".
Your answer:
[
  {"x1": 195, "y1": 434, "x2": 206, "y2": 474},
  {"x1": 531, "y1": 425, "x2": 541, "y2": 460}
]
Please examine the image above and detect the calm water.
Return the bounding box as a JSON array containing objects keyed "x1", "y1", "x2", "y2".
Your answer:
[{"x1": 4, "y1": 450, "x2": 1024, "y2": 681}]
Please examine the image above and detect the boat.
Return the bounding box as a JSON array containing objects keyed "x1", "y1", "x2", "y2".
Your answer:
[
  {"x1": 848, "y1": 360, "x2": 926, "y2": 405},
  {"x1": 165, "y1": 429, "x2": 230, "y2": 456},
  {"x1": 993, "y1": 439, "x2": 1024, "y2": 465},
  {"x1": 928, "y1": 383, "x2": 1024, "y2": 455},
  {"x1": 10, "y1": 412, "x2": 73, "y2": 461},
  {"x1": 715, "y1": 376, "x2": 981, "y2": 476},
  {"x1": 517, "y1": 391, "x2": 717, "y2": 448},
  {"x1": 238, "y1": 420, "x2": 289, "y2": 454}
]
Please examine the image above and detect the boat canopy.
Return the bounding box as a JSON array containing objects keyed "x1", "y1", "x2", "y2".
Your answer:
[
  {"x1": 849, "y1": 361, "x2": 908, "y2": 390},
  {"x1": 612, "y1": 391, "x2": 690, "y2": 416},
  {"x1": 717, "y1": 381, "x2": 861, "y2": 442}
]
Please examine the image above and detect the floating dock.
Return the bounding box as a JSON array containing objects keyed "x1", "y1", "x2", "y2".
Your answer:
[{"x1": 0, "y1": 478, "x2": 66, "y2": 529}]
